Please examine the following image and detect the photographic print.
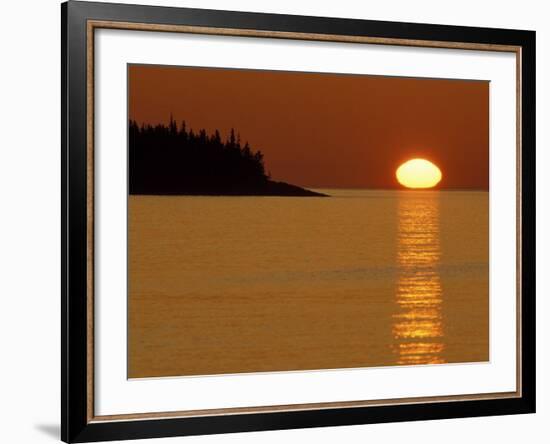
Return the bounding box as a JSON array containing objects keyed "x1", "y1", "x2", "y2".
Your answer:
[
  {"x1": 127, "y1": 64, "x2": 489, "y2": 379},
  {"x1": 62, "y1": 4, "x2": 535, "y2": 440}
]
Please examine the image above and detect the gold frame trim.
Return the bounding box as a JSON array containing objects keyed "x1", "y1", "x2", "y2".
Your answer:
[{"x1": 86, "y1": 19, "x2": 523, "y2": 423}]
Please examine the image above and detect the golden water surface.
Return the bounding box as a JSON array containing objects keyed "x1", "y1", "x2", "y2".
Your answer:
[{"x1": 128, "y1": 190, "x2": 488, "y2": 378}]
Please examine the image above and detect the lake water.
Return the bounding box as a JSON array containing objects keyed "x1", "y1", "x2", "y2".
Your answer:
[{"x1": 128, "y1": 189, "x2": 488, "y2": 378}]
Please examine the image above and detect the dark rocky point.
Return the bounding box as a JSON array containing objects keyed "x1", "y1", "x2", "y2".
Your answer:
[{"x1": 129, "y1": 118, "x2": 328, "y2": 197}]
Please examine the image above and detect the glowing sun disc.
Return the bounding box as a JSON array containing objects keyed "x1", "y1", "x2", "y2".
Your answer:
[{"x1": 396, "y1": 159, "x2": 442, "y2": 189}]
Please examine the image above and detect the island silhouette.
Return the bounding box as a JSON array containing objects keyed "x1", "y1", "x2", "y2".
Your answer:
[{"x1": 129, "y1": 118, "x2": 327, "y2": 197}]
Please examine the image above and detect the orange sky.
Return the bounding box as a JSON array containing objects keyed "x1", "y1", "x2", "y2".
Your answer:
[{"x1": 128, "y1": 65, "x2": 489, "y2": 190}]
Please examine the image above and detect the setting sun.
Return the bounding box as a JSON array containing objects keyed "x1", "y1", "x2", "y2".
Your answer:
[{"x1": 396, "y1": 159, "x2": 442, "y2": 189}]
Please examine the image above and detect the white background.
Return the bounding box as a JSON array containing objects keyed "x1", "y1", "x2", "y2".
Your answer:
[{"x1": 0, "y1": 0, "x2": 547, "y2": 443}]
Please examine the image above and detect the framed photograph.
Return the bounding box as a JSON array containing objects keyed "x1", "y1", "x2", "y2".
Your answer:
[{"x1": 61, "y1": 1, "x2": 535, "y2": 442}]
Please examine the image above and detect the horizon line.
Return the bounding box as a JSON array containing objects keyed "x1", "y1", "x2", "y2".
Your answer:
[{"x1": 306, "y1": 186, "x2": 489, "y2": 192}]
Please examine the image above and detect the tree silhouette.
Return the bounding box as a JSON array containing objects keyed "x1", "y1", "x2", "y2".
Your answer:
[{"x1": 128, "y1": 119, "x2": 327, "y2": 197}]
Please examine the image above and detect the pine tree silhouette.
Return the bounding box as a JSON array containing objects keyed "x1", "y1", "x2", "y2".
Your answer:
[{"x1": 128, "y1": 119, "x2": 327, "y2": 197}]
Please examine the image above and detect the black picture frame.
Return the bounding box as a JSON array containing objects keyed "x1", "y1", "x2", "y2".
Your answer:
[{"x1": 62, "y1": 1, "x2": 536, "y2": 442}]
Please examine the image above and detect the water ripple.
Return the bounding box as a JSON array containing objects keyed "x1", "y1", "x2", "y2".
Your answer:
[{"x1": 392, "y1": 194, "x2": 445, "y2": 365}]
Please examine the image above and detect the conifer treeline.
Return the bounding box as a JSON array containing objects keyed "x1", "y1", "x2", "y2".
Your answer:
[
  {"x1": 129, "y1": 117, "x2": 327, "y2": 196},
  {"x1": 129, "y1": 117, "x2": 269, "y2": 195}
]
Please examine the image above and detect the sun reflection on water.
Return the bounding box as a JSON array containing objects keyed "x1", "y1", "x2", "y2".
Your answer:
[{"x1": 393, "y1": 192, "x2": 445, "y2": 365}]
